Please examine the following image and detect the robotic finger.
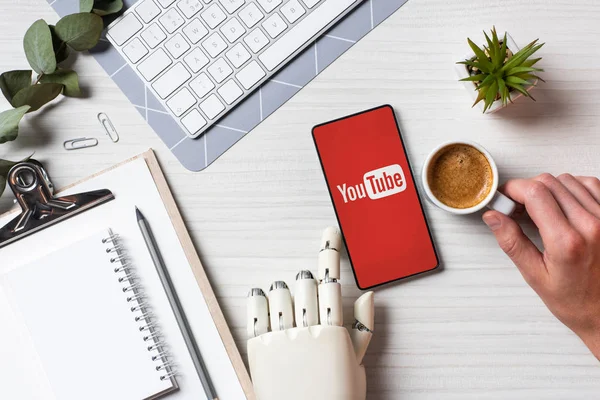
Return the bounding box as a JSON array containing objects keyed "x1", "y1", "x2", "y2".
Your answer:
[
  {"x1": 318, "y1": 227, "x2": 343, "y2": 326},
  {"x1": 351, "y1": 292, "x2": 374, "y2": 364},
  {"x1": 247, "y1": 288, "x2": 269, "y2": 338},
  {"x1": 294, "y1": 271, "x2": 319, "y2": 327},
  {"x1": 268, "y1": 281, "x2": 294, "y2": 331}
]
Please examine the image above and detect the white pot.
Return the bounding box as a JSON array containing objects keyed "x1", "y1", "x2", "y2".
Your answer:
[{"x1": 455, "y1": 32, "x2": 538, "y2": 114}]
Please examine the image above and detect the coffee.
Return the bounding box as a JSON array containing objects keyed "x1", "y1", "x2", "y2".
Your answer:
[{"x1": 426, "y1": 144, "x2": 493, "y2": 209}]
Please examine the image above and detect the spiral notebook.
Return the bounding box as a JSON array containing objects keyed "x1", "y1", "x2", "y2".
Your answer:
[
  {"x1": 1, "y1": 229, "x2": 176, "y2": 400},
  {"x1": 0, "y1": 150, "x2": 253, "y2": 400}
]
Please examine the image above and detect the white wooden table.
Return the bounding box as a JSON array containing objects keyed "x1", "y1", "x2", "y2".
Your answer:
[{"x1": 1, "y1": 0, "x2": 600, "y2": 398}]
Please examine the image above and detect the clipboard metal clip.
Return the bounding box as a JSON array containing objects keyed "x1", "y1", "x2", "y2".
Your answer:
[{"x1": 0, "y1": 160, "x2": 115, "y2": 249}]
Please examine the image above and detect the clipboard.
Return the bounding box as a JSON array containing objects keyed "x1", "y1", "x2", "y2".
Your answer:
[{"x1": 0, "y1": 149, "x2": 254, "y2": 400}]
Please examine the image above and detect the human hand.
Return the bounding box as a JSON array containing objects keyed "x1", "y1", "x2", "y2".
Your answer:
[
  {"x1": 246, "y1": 228, "x2": 375, "y2": 400},
  {"x1": 482, "y1": 174, "x2": 600, "y2": 360}
]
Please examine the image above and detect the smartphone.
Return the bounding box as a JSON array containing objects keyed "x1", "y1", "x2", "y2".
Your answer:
[{"x1": 312, "y1": 105, "x2": 439, "y2": 289}]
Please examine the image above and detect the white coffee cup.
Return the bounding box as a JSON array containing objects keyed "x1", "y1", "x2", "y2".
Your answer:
[{"x1": 421, "y1": 140, "x2": 516, "y2": 215}]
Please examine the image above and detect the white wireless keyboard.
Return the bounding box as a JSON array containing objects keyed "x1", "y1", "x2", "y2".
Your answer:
[{"x1": 107, "y1": 0, "x2": 363, "y2": 138}]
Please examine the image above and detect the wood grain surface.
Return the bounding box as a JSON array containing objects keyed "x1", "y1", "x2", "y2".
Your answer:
[{"x1": 1, "y1": 0, "x2": 599, "y2": 398}]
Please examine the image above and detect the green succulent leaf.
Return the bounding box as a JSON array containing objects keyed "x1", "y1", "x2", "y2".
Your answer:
[
  {"x1": 0, "y1": 106, "x2": 30, "y2": 144},
  {"x1": 467, "y1": 38, "x2": 492, "y2": 72},
  {"x1": 484, "y1": 80, "x2": 498, "y2": 113},
  {"x1": 49, "y1": 25, "x2": 70, "y2": 64},
  {"x1": 522, "y1": 57, "x2": 542, "y2": 68},
  {"x1": 472, "y1": 87, "x2": 487, "y2": 108},
  {"x1": 0, "y1": 70, "x2": 32, "y2": 103},
  {"x1": 11, "y1": 83, "x2": 64, "y2": 112},
  {"x1": 498, "y1": 32, "x2": 508, "y2": 67},
  {"x1": 39, "y1": 69, "x2": 81, "y2": 97},
  {"x1": 55, "y1": 13, "x2": 104, "y2": 51},
  {"x1": 23, "y1": 20, "x2": 57, "y2": 75},
  {"x1": 460, "y1": 74, "x2": 486, "y2": 82},
  {"x1": 505, "y1": 82, "x2": 531, "y2": 98},
  {"x1": 497, "y1": 77, "x2": 507, "y2": 105},
  {"x1": 80, "y1": 0, "x2": 94, "y2": 12},
  {"x1": 92, "y1": 0, "x2": 124, "y2": 16},
  {"x1": 506, "y1": 76, "x2": 529, "y2": 86},
  {"x1": 501, "y1": 41, "x2": 544, "y2": 73},
  {"x1": 506, "y1": 66, "x2": 542, "y2": 76},
  {"x1": 483, "y1": 31, "x2": 496, "y2": 62}
]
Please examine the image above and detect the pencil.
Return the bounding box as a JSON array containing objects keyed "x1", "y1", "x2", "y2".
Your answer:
[{"x1": 136, "y1": 207, "x2": 218, "y2": 400}]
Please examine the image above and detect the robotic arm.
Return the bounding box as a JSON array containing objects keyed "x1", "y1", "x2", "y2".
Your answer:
[{"x1": 246, "y1": 228, "x2": 375, "y2": 400}]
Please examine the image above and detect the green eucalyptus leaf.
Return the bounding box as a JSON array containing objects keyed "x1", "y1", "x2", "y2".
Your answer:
[
  {"x1": 49, "y1": 25, "x2": 70, "y2": 64},
  {"x1": 0, "y1": 155, "x2": 31, "y2": 198},
  {"x1": 23, "y1": 20, "x2": 57, "y2": 75},
  {"x1": 55, "y1": 13, "x2": 104, "y2": 51},
  {"x1": 0, "y1": 70, "x2": 32, "y2": 103},
  {"x1": 0, "y1": 106, "x2": 30, "y2": 144},
  {"x1": 92, "y1": 0, "x2": 124, "y2": 16},
  {"x1": 80, "y1": 0, "x2": 94, "y2": 12},
  {"x1": 11, "y1": 83, "x2": 64, "y2": 112},
  {"x1": 0, "y1": 157, "x2": 28, "y2": 176},
  {"x1": 39, "y1": 69, "x2": 81, "y2": 97}
]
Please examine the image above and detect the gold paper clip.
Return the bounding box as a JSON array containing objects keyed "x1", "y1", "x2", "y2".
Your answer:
[
  {"x1": 63, "y1": 137, "x2": 98, "y2": 150},
  {"x1": 98, "y1": 112, "x2": 119, "y2": 143}
]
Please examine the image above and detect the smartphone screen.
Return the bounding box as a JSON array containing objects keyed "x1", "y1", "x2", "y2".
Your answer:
[{"x1": 312, "y1": 105, "x2": 439, "y2": 289}]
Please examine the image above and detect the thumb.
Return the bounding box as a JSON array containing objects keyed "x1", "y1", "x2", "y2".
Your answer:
[
  {"x1": 351, "y1": 292, "x2": 374, "y2": 365},
  {"x1": 483, "y1": 210, "x2": 547, "y2": 288}
]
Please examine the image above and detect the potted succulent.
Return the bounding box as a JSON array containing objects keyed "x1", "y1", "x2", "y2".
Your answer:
[{"x1": 455, "y1": 28, "x2": 545, "y2": 113}]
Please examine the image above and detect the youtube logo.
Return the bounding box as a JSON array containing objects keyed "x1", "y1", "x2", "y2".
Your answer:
[{"x1": 337, "y1": 164, "x2": 407, "y2": 203}]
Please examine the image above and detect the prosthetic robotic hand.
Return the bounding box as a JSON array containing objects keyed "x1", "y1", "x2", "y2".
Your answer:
[{"x1": 247, "y1": 227, "x2": 375, "y2": 400}]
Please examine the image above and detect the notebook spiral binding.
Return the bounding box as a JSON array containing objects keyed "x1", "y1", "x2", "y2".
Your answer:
[{"x1": 103, "y1": 229, "x2": 176, "y2": 381}]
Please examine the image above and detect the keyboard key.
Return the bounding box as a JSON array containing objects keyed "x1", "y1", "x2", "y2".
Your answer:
[
  {"x1": 244, "y1": 28, "x2": 269, "y2": 53},
  {"x1": 207, "y1": 58, "x2": 233, "y2": 83},
  {"x1": 220, "y1": 18, "x2": 246, "y2": 43},
  {"x1": 159, "y1": 8, "x2": 185, "y2": 33},
  {"x1": 257, "y1": 0, "x2": 282, "y2": 13},
  {"x1": 152, "y1": 63, "x2": 192, "y2": 98},
  {"x1": 137, "y1": 48, "x2": 172, "y2": 80},
  {"x1": 181, "y1": 109, "x2": 207, "y2": 136},
  {"x1": 200, "y1": 94, "x2": 225, "y2": 119},
  {"x1": 165, "y1": 33, "x2": 191, "y2": 58},
  {"x1": 177, "y1": 0, "x2": 203, "y2": 18},
  {"x1": 141, "y1": 23, "x2": 167, "y2": 48},
  {"x1": 300, "y1": 0, "x2": 319, "y2": 7},
  {"x1": 281, "y1": 0, "x2": 305, "y2": 23},
  {"x1": 201, "y1": 4, "x2": 227, "y2": 29},
  {"x1": 225, "y1": 43, "x2": 251, "y2": 68},
  {"x1": 190, "y1": 73, "x2": 215, "y2": 98},
  {"x1": 202, "y1": 32, "x2": 228, "y2": 57},
  {"x1": 238, "y1": 3, "x2": 264, "y2": 28},
  {"x1": 136, "y1": 0, "x2": 161, "y2": 23},
  {"x1": 218, "y1": 0, "x2": 245, "y2": 14},
  {"x1": 184, "y1": 47, "x2": 210, "y2": 72},
  {"x1": 183, "y1": 19, "x2": 209, "y2": 43},
  {"x1": 218, "y1": 79, "x2": 243, "y2": 104},
  {"x1": 167, "y1": 87, "x2": 197, "y2": 116},
  {"x1": 107, "y1": 14, "x2": 143, "y2": 46},
  {"x1": 122, "y1": 38, "x2": 148, "y2": 63},
  {"x1": 260, "y1": 0, "x2": 355, "y2": 71},
  {"x1": 262, "y1": 13, "x2": 287, "y2": 38},
  {"x1": 157, "y1": 0, "x2": 176, "y2": 7},
  {"x1": 236, "y1": 60, "x2": 265, "y2": 89}
]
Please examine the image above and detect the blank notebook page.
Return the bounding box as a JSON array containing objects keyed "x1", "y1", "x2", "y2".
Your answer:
[{"x1": 1, "y1": 231, "x2": 175, "y2": 400}]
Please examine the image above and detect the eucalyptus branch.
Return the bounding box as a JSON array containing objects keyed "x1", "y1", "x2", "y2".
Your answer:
[{"x1": 0, "y1": 0, "x2": 124, "y2": 199}]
